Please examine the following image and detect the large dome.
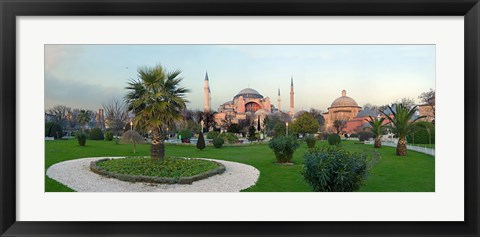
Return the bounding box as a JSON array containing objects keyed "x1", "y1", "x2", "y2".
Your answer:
[
  {"x1": 234, "y1": 88, "x2": 264, "y2": 100},
  {"x1": 330, "y1": 90, "x2": 360, "y2": 108}
]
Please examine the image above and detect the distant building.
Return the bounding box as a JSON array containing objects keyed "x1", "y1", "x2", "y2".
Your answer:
[{"x1": 322, "y1": 90, "x2": 362, "y2": 133}]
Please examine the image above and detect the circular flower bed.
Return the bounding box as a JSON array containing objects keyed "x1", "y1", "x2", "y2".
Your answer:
[{"x1": 90, "y1": 157, "x2": 225, "y2": 184}]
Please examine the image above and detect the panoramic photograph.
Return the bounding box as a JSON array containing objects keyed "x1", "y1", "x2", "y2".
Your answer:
[{"x1": 45, "y1": 44, "x2": 435, "y2": 192}]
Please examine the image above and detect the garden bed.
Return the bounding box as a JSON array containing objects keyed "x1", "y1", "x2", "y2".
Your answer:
[{"x1": 90, "y1": 157, "x2": 225, "y2": 184}]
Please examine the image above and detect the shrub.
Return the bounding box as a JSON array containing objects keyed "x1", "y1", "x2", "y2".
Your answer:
[
  {"x1": 196, "y1": 132, "x2": 206, "y2": 150},
  {"x1": 321, "y1": 133, "x2": 330, "y2": 140},
  {"x1": 45, "y1": 122, "x2": 64, "y2": 139},
  {"x1": 178, "y1": 129, "x2": 193, "y2": 143},
  {"x1": 349, "y1": 133, "x2": 358, "y2": 138},
  {"x1": 212, "y1": 137, "x2": 225, "y2": 148},
  {"x1": 89, "y1": 128, "x2": 104, "y2": 140},
  {"x1": 327, "y1": 134, "x2": 341, "y2": 145},
  {"x1": 273, "y1": 123, "x2": 286, "y2": 137},
  {"x1": 358, "y1": 131, "x2": 374, "y2": 142},
  {"x1": 303, "y1": 146, "x2": 367, "y2": 192},
  {"x1": 248, "y1": 126, "x2": 257, "y2": 141},
  {"x1": 219, "y1": 132, "x2": 238, "y2": 144},
  {"x1": 305, "y1": 134, "x2": 317, "y2": 148},
  {"x1": 206, "y1": 131, "x2": 219, "y2": 139},
  {"x1": 268, "y1": 135, "x2": 300, "y2": 163},
  {"x1": 75, "y1": 130, "x2": 87, "y2": 146},
  {"x1": 104, "y1": 131, "x2": 114, "y2": 141},
  {"x1": 407, "y1": 122, "x2": 435, "y2": 144}
]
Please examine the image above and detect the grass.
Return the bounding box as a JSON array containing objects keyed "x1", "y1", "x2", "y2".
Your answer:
[
  {"x1": 96, "y1": 157, "x2": 220, "y2": 178},
  {"x1": 45, "y1": 139, "x2": 435, "y2": 192},
  {"x1": 408, "y1": 143, "x2": 435, "y2": 149}
]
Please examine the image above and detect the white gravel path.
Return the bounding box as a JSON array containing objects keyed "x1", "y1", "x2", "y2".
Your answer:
[{"x1": 46, "y1": 157, "x2": 260, "y2": 192}]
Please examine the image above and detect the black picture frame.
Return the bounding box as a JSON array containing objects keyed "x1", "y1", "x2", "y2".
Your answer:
[{"x1": 1, "y1": 0, "x2": 479, "y2": 236}]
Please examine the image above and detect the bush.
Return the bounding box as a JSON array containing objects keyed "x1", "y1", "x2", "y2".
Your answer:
[
  {"x1": 178, "y1": 129, "x2": 193, "y2": 142},
  {"x1": 407, "y1": 122, "x2": 435, "y2": 144},
  {"x1": 358, "y1": 131, "x2": 374, "y2": 142},
  {"x1": 206, "y1": 131, "x2": 219, "y2": 139},
  {"x1": 104, "y1": 131, "x2": 114, "y2": 141},
  {"x1": 45, "y1": 122, "x2": 64, "y2": 139},
  {"x1": 273, "y1": 123, "x2": 286, "y2": 137},
  {"x1": 196, "y1": 132, "x2": 206, "y2": 150},
  {"x1": 303, "y1": 146, "x2": 367, "y2": 192},
  {"x1": 218, "y1": 132, "x2": 238, "y2": 144},
  {"x1": 327, "y1": 134, "x2": 341, "y2": 145},
  {"x1": 75, "y1": 130, "x2": 87, "y2": 146},
  {"x1": 349, "y1": 133, "x2": 358, "y2": 138},
  {"x1": 268, "y1": 135, "x2": 300, "y2": 163},
  {"x1": 89, "y1": 128, "x2": 104, "y2": 140},
  {"x1": 321, "y1": 133, "x2": 330, "y2": 140},
  {"x1": 212, "y1": 137, "x2": 225, "y2": 148},
  {"x1": 305, "y1": 134, "x2": 317, "y2": 148}
]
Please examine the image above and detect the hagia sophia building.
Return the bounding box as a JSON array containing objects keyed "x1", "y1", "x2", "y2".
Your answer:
[{"x1": 203, "y1": 72, "x2": 434, "y2": 134}]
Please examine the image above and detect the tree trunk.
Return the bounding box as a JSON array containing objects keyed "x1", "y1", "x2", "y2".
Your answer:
[
  {"x1": 150, "y1": 130, "x2": 165, "y2": 159},
  {"x1": 396, "y1": 137, "x2": 407, "y2": 156},
  {"x1": 374, "y1": 137, "x2": 382, "y2": 148}
]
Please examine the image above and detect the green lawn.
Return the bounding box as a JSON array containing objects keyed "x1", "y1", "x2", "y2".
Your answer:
[
  {"x1": 408, "y1": 143, "x2": 435, "y2": 149},
  {"x1": 45, "y1": 139, "x2": 435, "y2": 192}
]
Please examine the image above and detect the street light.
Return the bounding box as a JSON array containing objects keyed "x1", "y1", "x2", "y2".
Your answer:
[
  {"x1": 130, "y1": 121, "x2": 133, "y2": 131},
  {"x1": 286, "y1": 122, "x2": 289, "y2": 135}
]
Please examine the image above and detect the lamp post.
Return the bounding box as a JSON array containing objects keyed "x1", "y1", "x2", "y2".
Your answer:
[
  {"x1": 130, "y1": 121, "x2": 133, "y2": 131},
  {"x1": 286, "y1": 122, "x2": 289, "y2": 136}
]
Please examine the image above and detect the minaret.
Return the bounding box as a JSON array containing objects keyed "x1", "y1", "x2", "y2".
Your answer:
[
  {"x1": 204, "y1": 72, "x2": 211, "y2": 113},
  {"x1": 289, "y1": 77, "x2": 294, "y2": 117},
  {"x1": 277, "y1": 88, "x2": 281, "y2": 111}
]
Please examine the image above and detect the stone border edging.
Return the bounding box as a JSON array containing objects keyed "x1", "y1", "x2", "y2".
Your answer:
[{"x1": 90, "y1": 158, "x2": 226, "y2": 184}]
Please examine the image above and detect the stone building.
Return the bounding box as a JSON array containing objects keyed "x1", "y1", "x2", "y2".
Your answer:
[{"x1": 322, "y1": 90, "x2": 362, "y2": 133}]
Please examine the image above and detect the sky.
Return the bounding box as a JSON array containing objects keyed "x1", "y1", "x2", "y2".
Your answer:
[{"x1": 45, "y1": 44, "x2": 435, "y2": 112}]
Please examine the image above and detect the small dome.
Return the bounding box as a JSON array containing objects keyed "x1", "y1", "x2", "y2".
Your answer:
[
  {"x1": 330, "y1": 90, "x2": 359, "y2": 108},
  {"x1": 234, "y1": 88, "x2": 263, "y2": 100}
]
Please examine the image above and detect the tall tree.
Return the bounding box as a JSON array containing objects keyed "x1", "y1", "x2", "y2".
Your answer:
[
  {"x1": 395, "y1": 97, "x2": 417, "y2": 110},
  {"x1": 364, "y1": 116, "x2": 387, "y2": 148},
  {"x1": 292, "y1": 113, "x2": 320, "y2": 137},
  {"x1": 47, "y1": 105, "x2": 71, "y2": 128},
  {"x1": 125, "y1": 65, "x2": 189, "y2": 159},
  {"x1": 77, "y1": 110, "x2": 91, "y2": 130},
  {"x1": 103, "y1": 98, "x2": 128, "y2": 144},
  {"x1": 380, "y1": 103, "x2": 425, "y2": 156},
  {"x1": 333, "y1": 120, "x2": 347, "y2": 134}
]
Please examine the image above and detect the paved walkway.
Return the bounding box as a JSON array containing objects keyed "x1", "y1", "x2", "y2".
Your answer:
[
  {"x1": 373, "y1": 142, "x2": 435, "y2": 156},
  {"x1": 47, "y1": 157, "x2": 260, "y2": 192}
]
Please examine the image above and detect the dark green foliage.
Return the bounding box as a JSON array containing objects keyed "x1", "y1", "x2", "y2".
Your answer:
[
  {"x1": 327, "y1": 134, "x2": 341, "y2": 145},
  {"x1": 75, "y1": 130, "x2": 87, "y2": 146},
  {"x1": 321, "y1": 133, "x2": 330, "y2": 140},
  {"x1": 96, "y1": 157, "x2": 220, "y2": 179},
  {"x1": 212, "y1": 137, "x2": 225, "y2": 148},
  {"x1": 45, "y1": 122, "x2": 64, "y2": 139},
  {"x1": 248, "y1": 126, "x2": 257, "y2": 141},
  {"x1": 349, "y1": 133, "x2": 358, "y2": 138},
  {"x1": 178, "y1": 129, "x2": 193, "y2": 141},
  {"x1": 273, "y1": 123, "x2": 286, "y2": 137},
  {"x1": 268, "y1": 136, "x2": 300, "y2": 163},
  {"x1": 227, "y1": 124, "x2": 242, "y2": 134},
  {"x1": 305, "y1": 134, "x2": 317, "y2": 148},
  {"x1": 104, "y1": 131, "x2": 114, "y2": 141},
  {"x1": 206, "y1": 131, "x2": 219, "y2": 139},
  {"x1": 303, "y1": 146, "x2": 367, "y2": 192},
  {"x1": 407, "y1": 121, "x2": 435, "y2": 144},
  {"x1": 218, "y1": 132, "x2": 238, "y2": 144},
  {"x1": 358, "y1": 131, "x2": 374, "y2": 142},
  {"x1": 196, "y1": 132, "x2": 206, "y2": 150},
  {"x1": 88, "y1": 128, "x2": 104, "y2": 140}
]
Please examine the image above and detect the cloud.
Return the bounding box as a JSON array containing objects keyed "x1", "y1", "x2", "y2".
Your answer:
[
  {"x1": 45, "y1": 73, "x2": 126, "y2": 111},
  {"x1": 45, "y1": 45, "x2": 84, "y2": 72}
]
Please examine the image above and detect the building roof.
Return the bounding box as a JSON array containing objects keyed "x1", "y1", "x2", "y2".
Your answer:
[
  {"x1": 329, "y1": 90, "x2": 360, "y2": 108},
  {"x1": 356, "y1": 108, "x2": 379, "y2": 118},
  {"x1": 234, "y1": 88, "x2": 264, "y2": 100}
]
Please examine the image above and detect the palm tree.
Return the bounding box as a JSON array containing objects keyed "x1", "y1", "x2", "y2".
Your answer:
[
  {"x1": 364, "y1": 116, "x2": 387, "y2": 148},
  {"x1": 77, "y1": 110, "x2": 91, "y2": 130},
  {"x1": 125, "y1": 65, "x2": 189, "y2": 159},
  {"x1": 380, "y1": 104, "x2": 425, "y2": 156}
]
